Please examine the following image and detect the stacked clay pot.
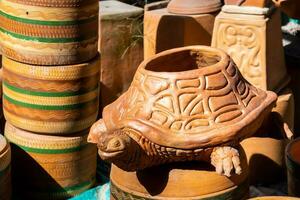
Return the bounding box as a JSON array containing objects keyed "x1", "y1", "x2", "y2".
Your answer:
[
  {"x1": 0, "y1": 134, "x2": 11, "y2": 200},
  {"x1": 0, "y1": 0, "x2": 98, "y2": 65},
  {"x1": 0, "y1": 0, "x2": 99, "y2": 199},
  {"x1": 5, "y1": 123, "x2": 96, "y2": 199}
]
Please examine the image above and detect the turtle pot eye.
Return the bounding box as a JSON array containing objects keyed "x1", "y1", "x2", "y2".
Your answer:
[
  {"x1": 107, "y1": 138, "x2": 123, "y2": 151},
  {"x1": 145, "y1": 49, "x2": 221, "y2": 72}
]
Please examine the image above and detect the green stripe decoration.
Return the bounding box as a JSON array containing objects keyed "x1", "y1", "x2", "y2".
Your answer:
[
  {"x1": 3, "y1": 94, "x2": 97, "y2": 110},
  {"x1": 0, "y1": 10, "x2": 97, "y2": 26},
  {"x1": 14, "y1": 143, "x2": 88, "y2": 154},
  {"x1": 3, "y1": 81, "x2": 98, "y2": 97},
  {"x1": 0, "y1": 27, "x2": 96, "y2": 43}
]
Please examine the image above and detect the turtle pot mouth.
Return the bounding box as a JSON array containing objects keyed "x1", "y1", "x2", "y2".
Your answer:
[
  {"x1": 286, "y1": 138, "x2": 300, "y2": 166},
  {"x1": 144, "y1": 47, "x2": 223, "y2": 73}
]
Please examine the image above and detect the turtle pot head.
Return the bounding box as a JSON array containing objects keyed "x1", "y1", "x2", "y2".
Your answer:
[{"x1": 88, "y1": 119, "x2": 132, "y2": 161}]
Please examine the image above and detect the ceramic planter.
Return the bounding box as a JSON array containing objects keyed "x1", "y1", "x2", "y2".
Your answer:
[
  {"x1": 167, "y1": 0, "x2": 222, "y2": 14},
  {"x1": 144, "y1": 1, "x2": 216, "y2": 59},
  {"x1": 224, "y1": 0, "x2": 272, "y2": 7},
  {"x1": 89, "y1": 46, "x2": 277, "y2": 178},
  {"x1": 110, "y1": 145, "x2": 249, "y2": 200},
  {"x1": 286, "y1": 137, "x2": 300, "y2": 197},
  {"x1": 0, "y1": 0, "x2": 98, "y2": 65},
  {"x1": 5, "y1": 122, "x2": 97, "y2": 200},
  {"x1": 2, "y1": 55, "x2": 100, "y2": 134},
  {"x1": 0, "y1": 135, "x2": 11, "y2": 200},
  {"x1": 212, "y1": 7, "x2": 289, "y2": 93}
]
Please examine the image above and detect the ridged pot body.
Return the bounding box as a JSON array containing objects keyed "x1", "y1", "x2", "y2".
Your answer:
[
  {"x1": 0, "y1": 135, "x2": 11, "y2": 200},
  {"x1": 5, "y1": 122, "x2": 97, "y2": 200},
  {"x1": 0, "y1": 0, "x2": 99, "y2": 65},
  {"x1": 2, "y1": 56, "x2": 100, "y2": 134},
  {"x1": 110, "y1": 146, "x2": 249, "y2": 200}
]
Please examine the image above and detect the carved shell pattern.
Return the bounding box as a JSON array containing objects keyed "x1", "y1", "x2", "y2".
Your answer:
[{"x1": 117, "y1": 61, "x2": 258, "y2": 135}]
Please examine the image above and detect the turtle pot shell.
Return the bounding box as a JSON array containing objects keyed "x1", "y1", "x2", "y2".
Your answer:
[
  {"x1": 0, "y1": 0, "x2": 98, "y2": 65},
  {"x1": 167, "y1": 0, "x2": 222, "y2": 14},
  {"x1": 101, "y1": 45, "x2": 277, "y2": 149}
]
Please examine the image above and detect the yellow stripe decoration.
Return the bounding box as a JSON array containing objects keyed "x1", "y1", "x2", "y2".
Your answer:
[
  {"x1": 2, "y1": 55, "x2": 100, "y2": 80},
  {"x1": 4, "y1": 109, "x2": 98, "y2": 134},
  {"x1": 3, "y1": 84, "x2": 98, "y2": 106}
]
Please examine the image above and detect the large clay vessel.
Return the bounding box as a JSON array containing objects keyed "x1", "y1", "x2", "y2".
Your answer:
[
  {"x1": 89, "y1": 46, "x2": 277, "y2": 177},
  {"x1": 5, "y1": 122, "x2": 97, "y2": 200},
  {"x1": 0, "y1": 0, "x2": 98, "y2": 65},
  {"x1": 167, "y1": 0, "x2": 222, "y2": 14},
  {"x1": 286, "y1": 138, "x2": 300, "y2": 197},
  {"x1": 110, "y1": 145, "x2": 249, "y2": 200},
  {"x1": 0, "y1": 134, "x2": 11, "y2": 200},
  {"x1": 224, "y1": 0, "x2": 272, "y2": 7},
  {"x1": 2, "y1": 56, "x2": 100, "y2": 134}
]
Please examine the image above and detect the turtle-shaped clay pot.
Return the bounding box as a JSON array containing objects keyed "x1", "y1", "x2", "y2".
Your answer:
[{"x1": 88, "y1": 46, "x2": 277, "y2": 177}]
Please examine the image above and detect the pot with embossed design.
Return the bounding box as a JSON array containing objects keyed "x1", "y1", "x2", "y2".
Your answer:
[{"x1": 88, "y1": 46, "x2": 277, "y2": 199}]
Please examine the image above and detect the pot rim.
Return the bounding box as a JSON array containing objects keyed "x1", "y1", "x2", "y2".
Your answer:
[
  {"x1": 139, "y1": 45, "x2": 230, "y2": 78},
  {"x1": 286, "y1": 137, "x2": 300, "y2": 166}
]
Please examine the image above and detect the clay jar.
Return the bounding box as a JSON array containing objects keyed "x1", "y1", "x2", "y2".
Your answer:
[
  {"x1": 273, "y1": 0, "x2": 300, "y2": 19},
  {"x1": 224, "y1": 0, "x2": 272, "y2": 7},
  {"x1": 286, "y1": 138, "x2": 300, "y2": 197},
  {"x1": 167, "y1": 0, "x2": 222, "y2": 14}
]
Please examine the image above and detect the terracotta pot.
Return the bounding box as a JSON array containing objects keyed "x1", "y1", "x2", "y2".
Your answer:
[
  {"x1": 0, "y1": 134, "x2": 11, "y2": 200},
  {"x1": 224, "y1": 0, "x2": 272, "y2": 7},
  {"x1": 286, "y1": 137, "x2": 300, "y2": 197},
  {"x1": 167, "y1": 0, "x2": 222, "y2": 14},
  {"x1": 273, "y1": 0, "x2": 300, "y2": 19},
  {"x1": 241, "y1": 87, "x2": 294, "y2": 184},
  {"x1": 89, "y1": 46, "x2": 277, "y2": 178},
  {"x1": 249, "y1": 197, "x2": 300, "y2": 200},
  {"x1": 0, "y1": 0, "x2": 98, "y2": 65},
  {"x1": 110, "y1": 146, "x2": 249, "y2": 200},
  {"x1": 5, "y1": 122, "x2": 97, "y2": 200},
  {"x1": 2, "y1": 55, "x2": 100, "y2": 134}
]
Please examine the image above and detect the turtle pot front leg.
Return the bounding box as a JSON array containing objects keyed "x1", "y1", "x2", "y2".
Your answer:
[{"x1": 211, "y1": 146, "x2": 242, "y2": 177}]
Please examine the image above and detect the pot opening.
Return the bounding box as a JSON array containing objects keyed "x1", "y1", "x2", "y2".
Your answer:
[{"x1": 145, "y1": 49, "x2": 221, "y2": 72}]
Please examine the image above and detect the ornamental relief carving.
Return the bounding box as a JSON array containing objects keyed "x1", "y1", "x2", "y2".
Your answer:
[{"x1": 214, "y1": 22, "x2": 265, "y2": 90}]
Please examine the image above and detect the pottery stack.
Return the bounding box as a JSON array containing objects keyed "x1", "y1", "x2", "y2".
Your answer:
[{"x1": 0, "y1": 0, "x2": 99, "y2": 199}]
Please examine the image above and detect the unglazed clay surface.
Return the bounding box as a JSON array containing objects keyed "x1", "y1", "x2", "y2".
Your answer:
[
  {"x1": 89, "y1": 46, "x2": 277, "y2": 176},
  {"x1": 167, "y1": 0, "x2": 222, "y2": 14},
  {"x1": 225, "y1": 0, "x2": 272, "y2": 7}
]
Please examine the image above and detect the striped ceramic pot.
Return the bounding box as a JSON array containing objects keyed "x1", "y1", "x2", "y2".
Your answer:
[
  {"x1": 5, "y1": 122, "x2": 97, "y2": 200},
  {"x1": 0, "y1": 134, "x2": 11, "y2": 200},
  {"x1": 2, "y1": 55, "x2": 100, "y2": 134},
  {"x1": 0, "y1": 0, "x2": 98, "y2": 65}
]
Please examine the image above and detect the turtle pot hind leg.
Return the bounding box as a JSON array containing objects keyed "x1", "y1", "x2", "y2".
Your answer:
[{"x1": 211, "y1": 146, "x2": 242, "y2": 177}]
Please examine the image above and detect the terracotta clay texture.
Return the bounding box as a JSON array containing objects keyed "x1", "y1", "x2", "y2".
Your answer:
[
  {"x1": 273, "y1": 0, "x2": 300, "y2": 19},
  {"x1": 0, "y1": 0, "x2": 98, "y2": 65},
  {"x1": 224, "y1": 0, "x2": 272, "y2": 7},
  {"x1": 144, "y1": 1, "x2": 216, "y2": 59},
  {"x1": 99, "y1": 1, "x2": 144, "y2": 108},
  {"x1": 286, "y1": 138, "x2": 300, "y2": 197},
  {"x1": 212, "y1": 6, "x2": 289, "y2": 93},
  {"x1": 89, "y1": 46, "x2": 277, "y2": 176},
  {"x1": 241, "y1": 87, "x2": 294, "y2": 184},
  {"x1": 5, "y1": 122, "x2": 97, "y2": 200},
  {"x1": 250, "y1": 197, "x2": 300, "y2": 200},
  {"x1": 110, "y1": 146, "x2": 248, "y2": 200},
  {"x1": 2, "y1": 56, "x2": 100, "y2": 134},
  {"x1": 167, "y1": 0, "x2": 222, "y2": 15},
  {"x1": 0, "y1": 135, "x2": 11, "y2": 200}
]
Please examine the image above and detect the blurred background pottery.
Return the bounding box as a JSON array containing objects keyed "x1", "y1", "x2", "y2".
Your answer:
[
  {"x1": 273, "y1": 0, "x2": 300, "y2": 19},
  {"x1": 286, "y1": 138, "x2": 300, "y2": 197},
  {"x1": 167, "y1": 0, "x2": 222, "y2": 14}
]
